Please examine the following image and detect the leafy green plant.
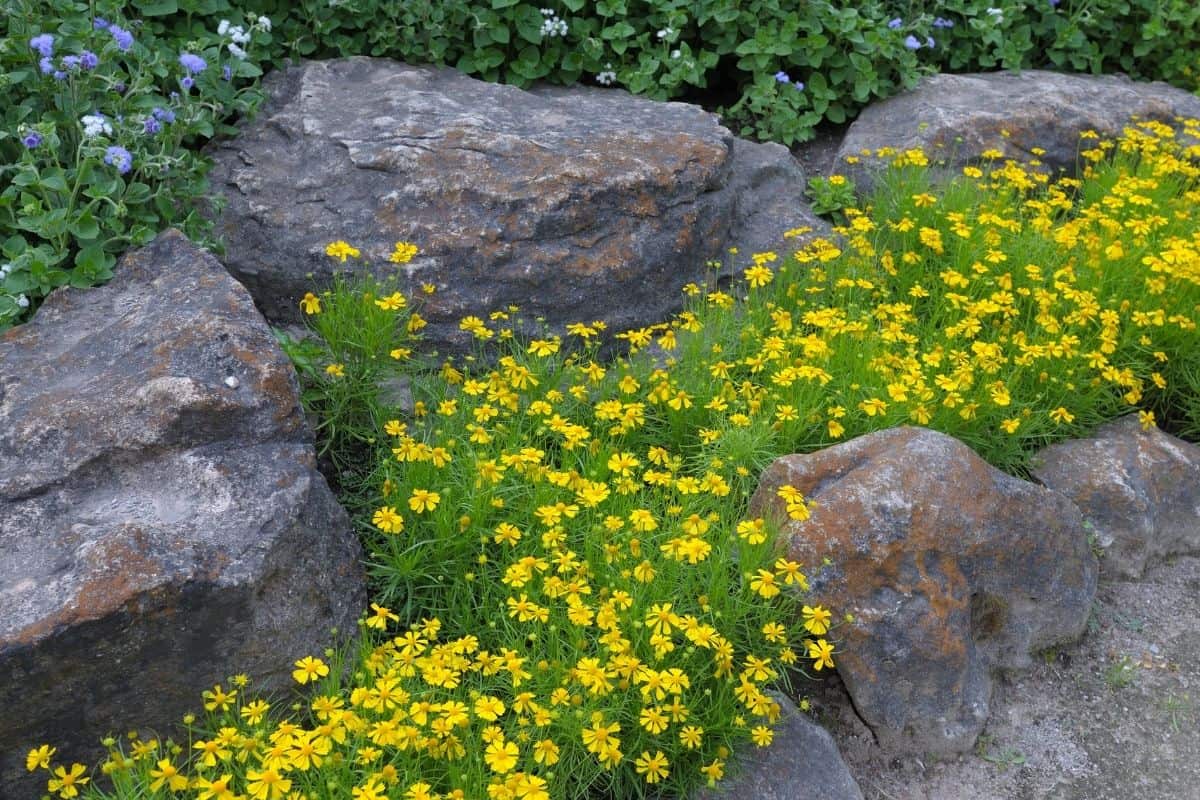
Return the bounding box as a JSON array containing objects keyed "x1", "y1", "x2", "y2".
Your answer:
[
  {"x1": 0, "y1": 0, "x2": 267, "y2": 329},
  {"x1": 805, "y1": 174, "x2": 858, "y2": 221}
]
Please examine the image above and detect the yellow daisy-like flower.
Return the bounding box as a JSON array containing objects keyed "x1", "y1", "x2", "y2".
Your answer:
[
  {"x1": 325, "y1": 363, "x2": 345, "y2": 378},
  {"x1": 634, "y1": 750, "x2": 670, "y2": 784},
  {"x1": 292, "y1": 655, "x2": 329, "y2": 685},
  {"x1": 388, "y1": 241, "x2": 419, "y2": 264},
  {"x1": 299, "y1": 291, "x2": 321, "y2": 315},
  {"x1": 325, "y1": 240, "x2": 360, "y2": 262},
  {"x1": 372, "y1": 506, "x2": 404, "y2": 534}
]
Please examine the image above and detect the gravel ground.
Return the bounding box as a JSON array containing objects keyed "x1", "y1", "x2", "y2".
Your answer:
[{"x1": 806, "y1": 554, "x2": 1200, "y2": 800}]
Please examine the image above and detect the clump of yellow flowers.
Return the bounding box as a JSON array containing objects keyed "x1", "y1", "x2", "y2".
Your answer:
[{"x1": 41, "y1": 118, "x2": 1200, "y2": 800}]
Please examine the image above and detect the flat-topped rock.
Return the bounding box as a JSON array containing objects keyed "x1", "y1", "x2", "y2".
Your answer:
[
  {"x1": 835, "y1": 71, "x2": 1200, "y2": 193},
  {"x1": 0, "y1": 230, "x2": 365, "y2": 798},
  {"x1": 207, "y1": 57, "x2": 827, "y2": 351}
]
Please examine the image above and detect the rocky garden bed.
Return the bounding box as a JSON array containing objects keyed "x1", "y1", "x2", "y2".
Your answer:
[{"x1": 4, "y1": 4, "x2": 1200, "y2": 800}]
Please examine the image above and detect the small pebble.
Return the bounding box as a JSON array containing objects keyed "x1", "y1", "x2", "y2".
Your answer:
[{"x1": 224, "y1": 375, "x2": 240, "y2": 389}]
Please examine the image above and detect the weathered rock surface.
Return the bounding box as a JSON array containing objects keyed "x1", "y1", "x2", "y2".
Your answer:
[
  {"x1": 749, "y1": 427, "x2": 1098, "y2": 754},
  {"x1": 0, "y1": 230, "x2": 365, "y2": 798},
  {"x1": 1032, "y1": 415, "x2": 1200, "y2": 579},
  {"x1": 698, "y1": 693, "x2": 864, "y2": 800},
  {"x1": 835, "y1": 71, "x2": 1200, "y2": 192},
  {"x1": 207, "y1": 57, "x2": 827, "y2": 351}
]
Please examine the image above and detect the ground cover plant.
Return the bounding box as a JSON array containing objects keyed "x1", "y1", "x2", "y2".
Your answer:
[
  {"x1": 158, "y1": 0, "x2": 1200, "y2": 146},
  {"x1": 0, "y1": 0, "x2": 268, "y2": 329},
  {"x1": 30, "y1": 119, "x2": 1200, "y2": 800}
]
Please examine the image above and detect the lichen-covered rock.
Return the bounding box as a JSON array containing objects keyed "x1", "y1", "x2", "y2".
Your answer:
[
  {"x1": 697, "y1": 693, "x2": 864, "y2": 800},
  {"x1": 750, "y1": 427, "x2": 1097, "y2": 754},
  {"x1": 207, "y1": 57, "x2": 827, "y2": 351},
  {"x1": 1032, "y1": 415, "x2": 1200, "y2": 579},
  {"x1": 835, "y1": 71, "x2": 1200, "y2": 193},
  {"x1": 0, "y1": 230, "x2": 366, "y2": 798}
]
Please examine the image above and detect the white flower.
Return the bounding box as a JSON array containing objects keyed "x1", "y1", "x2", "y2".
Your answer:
[
  {"x1": 597, "y1": 69, "x2": 616, "y2": 86},
  {"x1": 256, "y1": 15, "x2": 272, "y2": 32},
  {"x1": 986, "y1": 7, "x2": 1004, "y2": 21},
  {"x1": 671, "y1": 49, "x2": 681, "y2": 59},
  {"x1": 539, "y1": 15, "x2": 568, "y2": 37},
  {"x1": 16, "y1": 294, "x2": 29, "y2": 308},
  {"x1": 81, "y1": 113, "x2": 112, "y2": 140},
  {"x1": 228, "y1": 42, "x2": 247, "y2": 59},
  {"x1": 0, "y1": 263, "x2": 11, "y2": 279},
  {"x1": 656, "y1": 27, "x2": 674, "y2": 40},
  {"x1": 217, "y1": 19, "x2": 230, "y2": 36}
]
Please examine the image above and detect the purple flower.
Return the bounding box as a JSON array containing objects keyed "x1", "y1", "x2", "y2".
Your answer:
[
  {"x1": 926, "y1": 36, "x2": 936, "y2": 48},
  {"x1": 794, "y1": 81, "x2": 805, "y2": 92},
  {"x1": 178, "y1": 52, "x2": 207, "y2": 74},
  {"x1": 180, "y1": 76, "x2": 194, "y2": 90},
  {"x1": 22, "y1": 132, "x2": 43, "y2": 149},
  {"x1": 113, "y1": 82, "x2": 127, "y2": 94},
  {"x1": 222, "y1": 64, "x2": 232, "y2": 81},
  {"x1": 774, "y1": 70, "x2": 790, "y2": 83},
  {"x1": 53, "y1": 70, "x2": 67, "y2": 81},
  {"x1": 904, "y1": 34, "x2": 922, "y2": 50},
  {"x1": 109, "y1": 25, "x2": 134, "y2": 51},
  {"x1": 39, "y1": 57, "x2": 54, "y2": 75},
  {"x1": 933, "y1": 17, "x2": 955, "y2": 29},
  {"x1": 888, "y1": 18, "x2": 903, "y2": 30},
  {"x1": 103, "y1": 145, "x2": 133, "y2": 174},
  {"x1": 143, "y1": 116, "x2": 161, "y2": 135},
  {"x1": 93, "y1": 17, "x2": 110, "y2": 30},
  {"x1": 152, "y1": 107, "x2": 175, "y2": 123},
  {"x1": 62, "y1": 55, "x2": 81, "y2": 70},
  {"x1": 30, "y1": 34, "x2": 54, "y2": 58},
  {"x1": 80, "y1": 50, "x2": 99, "y2": 69},
  {"x1": 1049, "y1": 0, "x2": 1061, "y2": 6}
]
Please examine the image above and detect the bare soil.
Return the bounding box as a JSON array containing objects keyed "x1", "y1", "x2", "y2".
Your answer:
[{"x1": 807, "y1": 554, "x2": 1200, "y2": 800}]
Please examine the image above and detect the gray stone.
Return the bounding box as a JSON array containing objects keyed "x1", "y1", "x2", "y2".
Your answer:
[
  {"x1": 835, "y1": 71, "x2": 1200, "y2": 194},
  {"x1": 750, "y1": 427, "x2": 1098, "y2": 754},
  {"x1": 1032, "y1": 414, "x2": 1200, "y2": 579},
  {"x1": 0, "y1": 230, "x2": 366, "y2": 798},
  {"x1": 207, "y1": 57, "x2": 828, "y2": 352},
  {"x1": 698, "y1": 693, "x2": 863, "y2": 800}
]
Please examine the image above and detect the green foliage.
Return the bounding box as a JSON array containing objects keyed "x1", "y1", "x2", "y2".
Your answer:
[
  {"x1": 805, "y1": 174, "x2": 858, "y2": 221},
  {"x1": 0, "y1": 0, "x2": 266, "y2": 329},
  {"x1": 154, "y1": 0, "x2": 1200, "y2": 153}
]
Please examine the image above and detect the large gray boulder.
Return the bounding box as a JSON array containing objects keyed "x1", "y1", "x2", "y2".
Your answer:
[
  {"x1": 698, "y1": 693, "x2": 864, "y2": 800},
  {"x1": 0, "y1": 230, "x2": 366, "y2": 798},
  {"x1": 750, "y1": 427, "x2": 1098, "y2": 755},
  {"x1": 1032, "y1": 415, "x2": 1200, "y2": 579},
  {"x1": 207, "y1": 57, "x2": 828, "y2": 352},
  {"x1": 835, "y1": 71, "x2": 1200, "y2": 193}
]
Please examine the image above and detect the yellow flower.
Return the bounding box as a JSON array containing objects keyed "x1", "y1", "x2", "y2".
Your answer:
[
  {"x1": 372, "y1": 506, "x2": 404, "y2": 534},
  {"x1": 374, "y1": 291, "x2": 407, "y2": 311},
  {"x1": 1049, "y1": 406, "x2": 1075, "y2": 425},
  {"x1": 299, "y1": 292, "x2": 321, "y2": 314},
  {"x1": 679, "y1": 725, "x2": 704, "y2": 749},
  {"x1": 408, "y1": 488, "x2": 441, "y2": 514},
  {"x1": 388, "y1": 241, "x2": 419, "y2": 264},
  {"x1": 193, "y1": 774, "x2": 237, "y2": 800},
  {"x1": 324, "y1": 240, "x2": 360, "y2": 261},
  {"x1": 750, "y1": 725, "x2": 774, "y2": 747},
  {"x1": 807, "y1": 638, "x2": 836, "y2": 671},
  {"x1": 700, "y1": 758, "x2": 725, "y2": 785},
  {"x1": 47, "y1": 763, "x2": 90, "y2": 799},
  {"x1": 365, "y1": 602, "x2": 399, "y2": 630},
  {"x1": 246, "y1": 767, "x2": 291, "y2": 800},
  {"x1": 292, "y1": 655, "x2": 329, "y2": 685},
  {"x1": 484, "y1": 739, "x2": 520, "y2": 773},
  {"x1": 325, "y1": 363, "x2": 345, "y2": 378},
  {"x1": 26, "y1": 745, "x2": 55, "y2": 772},
  {"x1": 802, "y1": 605, "x2": 831, "y2": 635},
  {"x1": 634, "y1": 750, "x2": 670, "y2": 784},
  {"x1": 1138, "y1": 409, "x2": 1156, "y2": 430},
  {"x1": 239, "y1": 699, "x2": 270, "y2": 725},
  {"x1": 149, "y1": 758, "x2": 188, "y2": 792}
]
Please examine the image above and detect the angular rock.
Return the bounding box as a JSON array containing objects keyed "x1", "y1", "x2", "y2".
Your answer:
[
  {"x1": 749, "y1": 427, "x2": 1097, "y2": 754},
  {"x1": 698, "y1": 693, "x2": 864, "y2": 800},
  {"x1": 0, "y1": 230, "x2": 366, "y2": 798},
  {"x1": 835, "y1": 71, "x2": 1200, "y2": 193},
  {"x1": 207, "y1": 57, "x2": 828, "y2": 352},
  {"x1": 1032, "y1": 415, "x2": 1200, "y2": 579}
]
